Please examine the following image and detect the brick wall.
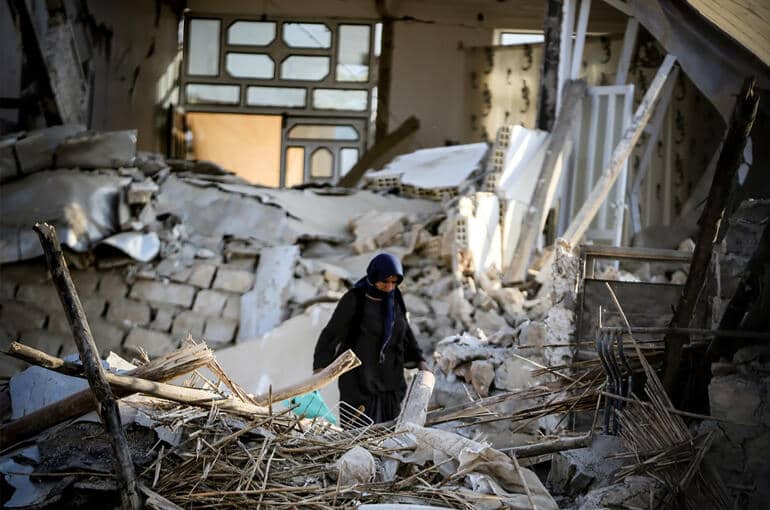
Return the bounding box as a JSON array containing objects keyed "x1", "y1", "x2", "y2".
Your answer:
[{"x1": 0, "y1": 253, "x2": 258, "y2": 378}]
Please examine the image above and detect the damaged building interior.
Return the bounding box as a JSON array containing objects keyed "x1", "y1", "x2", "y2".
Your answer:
[{"x1": 0, "y1": 0, "x2": 769, "y2": 508}]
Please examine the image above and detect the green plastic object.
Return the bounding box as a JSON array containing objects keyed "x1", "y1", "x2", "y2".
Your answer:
[{"x1": 285, "y1": 390, "x2": 337, "y2": 425}]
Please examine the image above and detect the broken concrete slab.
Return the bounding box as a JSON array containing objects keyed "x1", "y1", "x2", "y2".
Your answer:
[
  {"x1": 13, "y1": 124, "x2": 86, "y2": 175},
  {"x1": 10, "y1": 366, "x2": 89, "y2": 419},
  {"x1": 55, "y1": 130, "x2": 137, "y2": 169},
  {"x1": 494, "y1": 357, "x2": 538, "y2": 392},
  {"x1": 127, "y1": 179, "x2": 159, "y2": 204},
  {"x1": 239, "y1": 245, "x2": 299, "y2": 340},
  {"x1": 577, "y1": 475, "x2": 665, "y2": 509},
  {"x1": 97, "y1": 231, "x2": 160, "y2": 262},
  {"x1": 350, "y1": 210, "x2": 406, "y2": 254},
  {"x1": 547, "y1": 434, "x2": 625, "y2": 496}
]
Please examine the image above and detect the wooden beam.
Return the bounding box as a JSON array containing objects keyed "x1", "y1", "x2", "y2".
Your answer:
[
  {"x1": 374, "y1": 0, "x2": 394, "y2": 143},
  {"x1": 615, "y1": 17, "x2": 639, "y2": 85},
  {"x1": 561, "y1": 55, "x2": 677, "y2": 247},
  {"x1": 569, "y1": 0, "x2": 592, "y2": 80},
  {"x1": 662, "y1": 78, "x2": 760, "y2": 399},
  {"x1": 502, "y1": 433, "x2": 592, "y2": 458},
  {"x1": 338, "y1": 115, "x2": 419, "y2": 187},
  {"x1": 628, "y1": 66, "x2": 679, "y2": 234},
  {"x1": 33, "y1": 223, "x2": 141, "y2": 510},
  {"x1": 537, "y1": 0, "x2": 564, "y2": 131},
  {"x1": 504, "y1": 79, "x2": 587, "y2": 283},
  {"x1": 397, "y1": 370, "x2": 435, "y2": 426}
]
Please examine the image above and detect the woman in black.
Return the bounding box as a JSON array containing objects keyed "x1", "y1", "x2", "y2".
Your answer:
[{"x1": 313, "y1": 252, "x2": 428, "y2": 426}]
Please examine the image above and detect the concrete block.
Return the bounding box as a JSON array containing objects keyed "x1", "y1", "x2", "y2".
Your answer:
[
  {"x1": 127, "y1": 179, "x2": 159, "y2": 204},
  {"x1": 98, "y1": 273, "x2": 129, "y2": 300},
  {"x1": 222, "y1": 295, "x2": 240, "y2": 320},
  {"x1": 130, "y1": 281, "x2": 196, "y2": 308},
  {"x1": 0, "y1": 261, "x2": 51, "y2": 285},
  {"x1": 56, "y1": 129, "x2": 137, "y2": 169},
  {"x1": 150, "y1": 307, "x2": 177, "y2": 332},
  {"x1": 192, "y1": 289, "x2": 228, "y2": 316},
  {"x1": 203, "y1": 317, "x2": 237, "y2": 347},
  {"x1": 16, "y1": 283, "x2": 61, "y2": 311},
  {"x1": 469, "y1": 360, "x2": 495, "y2": 397},
  {"x1": 404, "y1": 293, "x2": 431, "y2": 316},
  {"x1": 212, "y1": 267, "x2": 254, "y2": 293},
  {"x1": 88, "y1": 318, "x2": 126, "y2": 355},
  {"x1": 0, "y1": 301, "x2": 47, "y2": 335},
  {"x1": 106, "y1": 298, "x2": 151, "y2": 327},
  {"x1": 172, "y1": 311, "x2": 205, "y2": 338},
  {"x1": 156, "y1": 258, "x2": 192, "y2": 283},
  {"x1": 188, "y1": 263, "x2": 217, "y2": 288},
  {"x1": 124, "y1": 327, "x2": 178, "y2": 358},
  {"x1": 14, "y1": 124, "x2": 86, "y2": 174},
  {"x1": 70, "y1": 270, "x2": 100, "y2": 295},
  {"x1": 82, "y1": 296, "x2": 107, "y2": 319}
]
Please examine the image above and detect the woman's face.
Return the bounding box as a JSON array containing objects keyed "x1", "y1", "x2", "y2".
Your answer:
[{"x1": 374, "y1": 275, "x2": 399, "y2": 292}]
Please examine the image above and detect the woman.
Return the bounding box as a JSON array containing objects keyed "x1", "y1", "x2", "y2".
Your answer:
[{"x1": 313, "y1": 252, "x2": 428, "y2": 426}]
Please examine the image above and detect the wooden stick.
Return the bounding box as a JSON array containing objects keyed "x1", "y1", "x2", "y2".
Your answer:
[
  {"x1": 0, "y1": 342, "x2": 213, "y2": 449},
  {"x1": 33, "y1": 222, "x2": 142, "y2": 510},
  {"x1": 502, "y1": 434, "x2": 591, "y2": 458},
  {"x1": 662, "y1": 77, "x2": 759, "y2": 399},
  {"x1": 511, "y1": 452, "x2": 538, "y2": 510},
  {"x1": 251, "y1": 349, "x2": 361, "y2": 405},
  {"x1": 505, "y1": 79, "x2": 587, "y2": 283}
]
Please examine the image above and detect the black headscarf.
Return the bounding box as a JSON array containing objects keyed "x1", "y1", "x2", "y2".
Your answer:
[{"x1": 354, "y1": 253, "x2": 404, "y2": 362}]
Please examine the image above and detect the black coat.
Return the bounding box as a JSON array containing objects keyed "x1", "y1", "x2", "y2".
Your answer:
[{"x1": 313, "y1": 287, "x2": 424, "y2": 422}]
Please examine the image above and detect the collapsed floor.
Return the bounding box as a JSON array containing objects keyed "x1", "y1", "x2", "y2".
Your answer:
[{"x1": 0, "y1": 124, "x2": 768, "y2": 509}]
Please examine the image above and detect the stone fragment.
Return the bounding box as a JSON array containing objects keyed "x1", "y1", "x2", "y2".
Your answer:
[
  {"x1": 469, "y1": 360, "x2": 495, "y2": 397},
  {"x1": 709, "y1": 374, "x2": 761, "y2": 425},
  {"x1": 212, "y1": 267, "x2": 254, "y2": 293},
  {"x1": 98, "y1": 273, "x2": 129, "y2": 300},
  {"x1": 288, "y1": 277, "x2": 318, "y2": 304},
  {"x1": 150, "y1": 307, "x2": 176, "y2": 332},
  {"x1": 188, "y1": 263, "x2": 217, "y2": 288},
  {"x1": 127, "y1": 179, "x2": 159, "y2": 204},
  {"x1": 431, "y1": 298, "x2": 450, "y2": 316},
  {"x1": 124, "y1": 328, "x2": 178, "y2": 358},
  {"x1": 14, "y1": 124, "x2": 86, "y2": 174},
  {"x1": 447, "y1": 287, "x2": 472, "y2": 325},
  {"x1": 404, "y1": 293, "x2": 431, "y2": 316},
  {"x1": 670, "y1": 269, "x2": 688, "y2": 284},
  {"x1": 56, "y1": 129, "x2": 137, "y2": 169},
  {"x1": 172, "y1": 311, "x2": 205, "y2": 338},
  {"x1": 204, "y1": 317, "x2": 238, "y2": 346},
  {"x1": 547, "y1": 434, "x2": 625, "y2": 496},
  {"x1": 578, "y1": 476, "x2": 665, "y2": 510},
  {"x1": 518, "y1": 320, "x2": 547, "y2": 346},
  {"x1": 474, "y1": 308, "x2": 507, "y2": 334},
  {"x1": 130, "y1": 281, "x2": 196, "y2": 308},
  {"x1": 222, "y1": 296, "x2": 240, "y2": 320},
  {"x1": 494, "y1": 356, "x2": 537, "y2": 391},
  {"x1": 106, "y1": 298, "x2": 151, "y2": 327},
  {"x1": 335, "y1": 446, "x2": 376, "y2": 485},
  {"x1": 350, "y1": 210, "x2": 406, "y2": 254}
]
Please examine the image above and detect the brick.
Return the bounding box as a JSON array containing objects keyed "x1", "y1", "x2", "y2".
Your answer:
[
  {"x1": 18, "y1": 329, "x2": 68, "y2": 357},
  {"x1": 150, "y1": 307, "x2": 177, "y2": 332},
  {"x1": 130, "y1": 281, "x2": 196, "y2": 308},
  {"x1": 0, "y1": 301, "x2": 47, "y2": 335},
  {"x1": 70, "y1": 270, "x2": 100, "y2": 294},
  {"x1": 188, "y1": 263, "x2": 216, "y2": 288},
  {"x1": 107, "y1": 298, "x2": 151, "y2": 327},
  {"x1": 16, "y1": 283, "x2": 61, "y2": 310},
  {"x1": 98, "y1": 273, "x2": 129, "y2": 300},
  {"x1": 203, "y1": 317, "x2": 237, "y2": 346},
  {"x1": 212, "y1": 268, "x2": 254, "y2": 293},
  {"x1": 83, "y1": 296, "x2": 107, "y2": 319},
  {"x1": 156, "y1": 258, "x2": 192, "y2": 283},
  {"x1": 172, "y1": 311, "x2": 205, "y2": 338},
  {"x1": 192, "y1": 290, "x2": 228, "y2": 316},
  {"x1": 221, "y1": 256, "x2": 257, "y2": 271},
  {"x1": 88, "y1": 318, "x2": 126, "y2": 355},
  {"x1": 0, "y1": 262, "x2": 51, "y2": 285},
  {"x1": 222, "y1": 295, "x2": 241, "y2": 320},
  {"x1": 124, "y1": 328, "x2": 178, "y2": 358}
]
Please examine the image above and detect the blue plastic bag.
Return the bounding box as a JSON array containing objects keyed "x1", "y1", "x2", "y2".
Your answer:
[{"x1": 285, "y1": 390, "x2": 337, "y2": 425}]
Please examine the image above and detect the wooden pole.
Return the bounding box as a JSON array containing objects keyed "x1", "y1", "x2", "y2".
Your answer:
[
  {"x1": 662, "y1": 77, "x2": 760, "y2": 399},
  {"x1": 0, "y1": 342, "x2": 213, "y2": 449},
  {"x1": 397, "y1": 370, "x2": 435, "y2": 426},
  {"x1": 338, "y1": 115, "x2": 419, "y2": 187},
  {"x1": 374, "y1": 0, "x2": 394, "y2": 143},
  {"x1": 504, "y1": 79, "x2": 587, "y2": 283},
  {"x1": 561, "y1": 55, "x2": 677, "y2": 247},
  {"x1": 537, "y1": 0, "x2": 564, "y2": 131},
  {"x1": 33, "y1": 223, "x2": 142, "y2": 510},
  {"x1": 502, "y1": 433, "x2": 591, "y2": 458}
]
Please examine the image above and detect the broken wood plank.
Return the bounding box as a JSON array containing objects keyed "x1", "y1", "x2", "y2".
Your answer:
[
  {"x1": 252, "y1": 349, "x2": 361, "y2": 405},
  {"x1": 374, "y1": 0, "x2": 394, "y2": 143},
  {"x1": 504, "y1": 79, "x2": 587, "y2": 283},
  {"x1": 562, "y1": 55, "x2": 677, "y2": 247},
  {"x1": 662, "y1": 77, "x2": 759, "y2": 401},
  {"x1": 0, "y1": 342, "x2": 213, "y2": 449},
  {"x1": 33, "y1": 223, "x2": 141, "y2": 510},
  {"x1": 338, "y1": 115, "x2": 419, "y2": 187},
  {"x1": 397, "y1": 370, "x2": 436, "y2": 426},
  {"x1": 537, "y1": 0, "x2": 564, "y2": 131},
  {"x1": 570, "y1": 0, "x2": 592, "y2": 79}
]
